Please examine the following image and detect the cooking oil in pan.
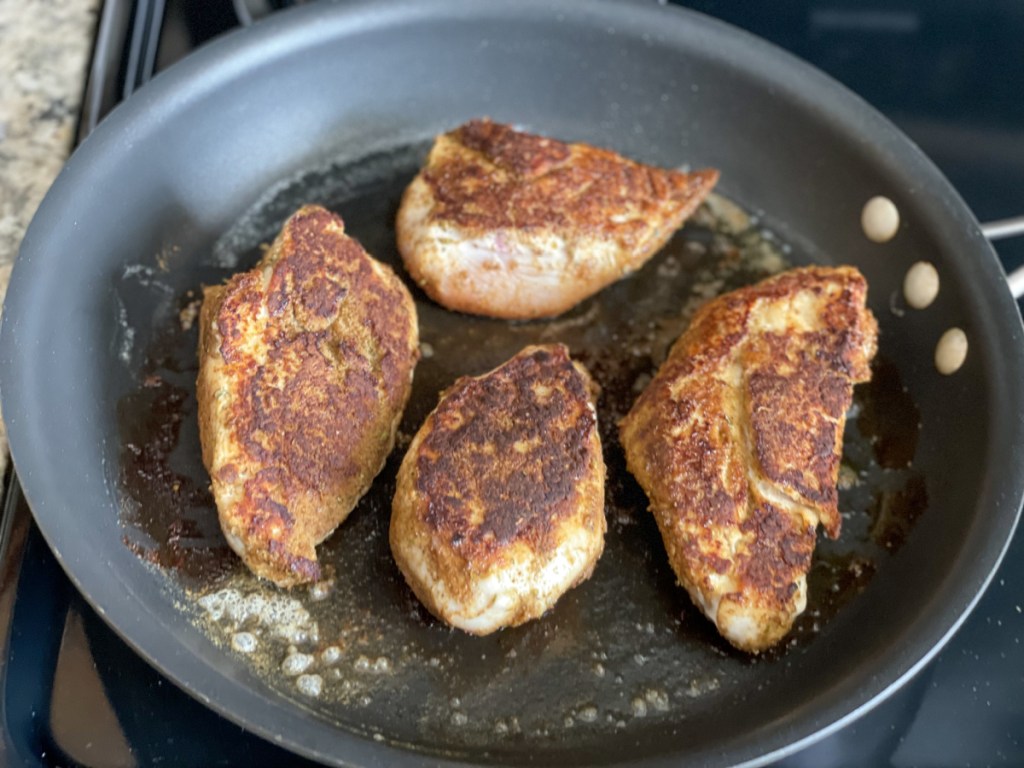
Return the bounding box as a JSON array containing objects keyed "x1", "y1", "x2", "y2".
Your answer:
[{"x1": 115, "y1": 140, "x2": 925, "y2": 754}]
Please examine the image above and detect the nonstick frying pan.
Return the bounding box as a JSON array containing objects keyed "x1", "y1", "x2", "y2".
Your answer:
[{"x1": 2, "y1": 2, "x2": 1023, "y2": 766}]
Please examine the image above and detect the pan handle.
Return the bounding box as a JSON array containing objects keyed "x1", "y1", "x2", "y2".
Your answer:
[{"x1": 982, "y1": 216, "x2": 1024, "y2": 299}]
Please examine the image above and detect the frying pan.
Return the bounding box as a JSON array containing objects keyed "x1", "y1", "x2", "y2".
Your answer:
[{"x1": 2, "y1": 1, "x2": 1023, "y2": 766}]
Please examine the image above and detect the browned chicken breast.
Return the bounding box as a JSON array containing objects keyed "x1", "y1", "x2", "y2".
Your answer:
[
  {"x1": 620, "y1": 267, "x2": 878, "y2": 652},
  {"x1": 396, "y1": 119, "x2": 718, "y2": 319},
  {"x1": 197, "y1": 205, "x2": 419, "y2": 587},
  {"x1": 390, "y1": 344, "x2": 606, "y2": 634}
]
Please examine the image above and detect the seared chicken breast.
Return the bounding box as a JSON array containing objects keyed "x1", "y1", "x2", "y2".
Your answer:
[
  {"x1": 620, "y1": 267, "x2": 878, "y2": 652},
  {"x1": 197, "y1": 205, "x2": 419, "y2": 587},
  {"x1": 396, "y1": 119, "x2": 718, "y2": 319},
  {"x1": 390, "y1": 344, "x2": 606, "y2": 634}
]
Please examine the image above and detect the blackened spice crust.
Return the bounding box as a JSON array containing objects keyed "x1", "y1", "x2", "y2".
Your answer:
[
  {"x1": 423, "y1": 118, "x2": 718, "y2": 238},
  {"x1": 197, "y1": 205, "x2": 419, "y2": 586},
  {"x1": 415, "y1": 345, "x2": 597, "y2": 562}
]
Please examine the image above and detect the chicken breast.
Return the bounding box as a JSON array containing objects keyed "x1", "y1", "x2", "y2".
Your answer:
[
  {"x1": 197, "y1": 205, "x2": 419, "y2": 588},
  {"x1": 390, "y1": 344, "x2": 606, "y2": 634},
  {"x1": 396, "y1": 119, "x2": 718, "y2": 319},
  {"x1": 619, "y1": 266, "x2": 878, "y2": 652}
]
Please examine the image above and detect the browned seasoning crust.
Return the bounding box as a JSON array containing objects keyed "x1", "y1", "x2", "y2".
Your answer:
[
  {"x1": 426, "y1": 119, "x2": 715, "y2": 234},
  {"x1": 390, "y1": 344, "x2": 606, "y2": 634},
  {"x1": 396, "y1": 119, "x2": 719, "y2": 319},
  {"x1": 619, "y1": 266, "x2": 878, "y2": 652},
  {"x1": 197, "y1": 205, "x2": 419, "y2": 587}
]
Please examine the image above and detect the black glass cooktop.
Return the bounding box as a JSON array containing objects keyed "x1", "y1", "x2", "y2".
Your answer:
[{"x1": 2, "y1": 1, "x2": 1022, "y2": 765}]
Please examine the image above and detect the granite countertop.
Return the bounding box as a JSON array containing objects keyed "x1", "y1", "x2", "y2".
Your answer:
[{"x1": 0, "y1": 0, "x2": 101, "y2": 472}]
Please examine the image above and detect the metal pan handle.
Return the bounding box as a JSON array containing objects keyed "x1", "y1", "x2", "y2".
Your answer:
[{"x1": 982, "y1": 216, "x2": 1024, "y2": 299}]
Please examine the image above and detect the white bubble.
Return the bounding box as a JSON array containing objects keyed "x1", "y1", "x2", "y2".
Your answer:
[
  {"x1": 308, "y1": 579, "x2": 335, "y2": 601},
  {"x1": 231, "y1": 632, "x2": 257, "y2": 653},
  {"x1": 195, "y1": 588, "x2": 313, "y2": 644},
  {"x1": 645, "y1": 688, "x2": 670, "y2": 712},
  {"x1": 198, "y1": 594, "x2": 225, "y2": 621},
  {"x1": 296, "y1": 674, "x2": 323, "y2": 697},
  {"x1": 282, "y1": 652, "x2": 314, "y2": 677}
]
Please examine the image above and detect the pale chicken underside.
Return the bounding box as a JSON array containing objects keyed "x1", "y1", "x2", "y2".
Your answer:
[
  {"x1": 393, "y1": 495, "x2": 603, "y2": 635},
  {"x1": 398, "y1": 176, "x2": 634, "y2": 320}
]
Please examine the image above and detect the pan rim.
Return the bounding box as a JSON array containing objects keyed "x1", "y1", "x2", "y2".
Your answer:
[{"x1": 2, "y1": 1, "x2": 1022, "y2": 766}]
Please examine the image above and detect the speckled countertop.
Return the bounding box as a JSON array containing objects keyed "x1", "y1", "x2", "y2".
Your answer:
[{"x1": 0, "y1": 0, "x2": 101, "y2": 471}]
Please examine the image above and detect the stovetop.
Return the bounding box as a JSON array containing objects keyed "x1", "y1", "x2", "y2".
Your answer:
[{"x1": 2, "y1": 1, "x2": 1023, "y2": 766}]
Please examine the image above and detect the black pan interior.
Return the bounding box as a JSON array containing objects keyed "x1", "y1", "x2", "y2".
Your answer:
[
  {"x1": 115, "y1": 138, "x2": 924, "y2": 762},
  {"x1": 2, "y1": 2, "x2": 1022, "y2": 766}
]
